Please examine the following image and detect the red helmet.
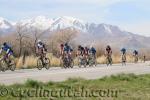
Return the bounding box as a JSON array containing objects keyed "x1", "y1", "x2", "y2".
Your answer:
[{"x1": 60, "y1": 44, "x2": 64, "y2": 47}]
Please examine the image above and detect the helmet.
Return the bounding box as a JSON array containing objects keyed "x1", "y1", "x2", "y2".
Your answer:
[
  {"x1": 90, "y1": 45, "x2": 93, "y2": 48},
  {"x1": 78, "y1": 45, "x2": 81, "y2": 48},
  {"x1": 3, "y1": 42, "x2": 7, "y2": 46},
  {"x1": 65, "y1": 43, "x2": 68, "y2": 46},
  {"x1": 60, "y1": 44, "x2": 64, "y2": 47},
  {"x1": 134, "y1": 50, "x2": 137, "y2": 52},
  {"x1": 107, "y1": 45, "x2": 110, "y2": 48}
]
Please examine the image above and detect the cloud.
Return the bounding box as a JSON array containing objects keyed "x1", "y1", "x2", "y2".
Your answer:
[
  {"x1": 120, "y1": 21, "x2": 150, "y2": 36},
  {"x1": 0, "y1": 0, "x2": 150, "y2": 36},
  {"x1": 0, "y1": 0, "x2": 122, "y2": 7}
]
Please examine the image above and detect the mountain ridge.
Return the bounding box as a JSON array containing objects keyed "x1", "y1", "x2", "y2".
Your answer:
[{"x1": 0, "y1": 16, "x2": 149, "y2": 49}]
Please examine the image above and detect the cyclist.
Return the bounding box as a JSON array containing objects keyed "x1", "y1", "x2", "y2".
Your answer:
[
  {"x1": 63, "y1": 43, "x2": 73, "y2": 59},
  {"x1": 89, "y1": 46, "x2": 96, "y2": 58},
  {"x1": 77, "y1": 45, "x2": 86, "y2": 61},
  {"x1": 84, "y1": 47, "x2": 89, "y2": 56},
  {"x1": 121, "y1": 48, "x2": 126, "y2": 64},
  {"x1": 0, "y1": 42, "x2": 14, "y2": 63},
  {"x1": 133, "y1": 50, "x2": 138, "y2": 56},
  {"x1": 133, "y1": 50, "x2": 138, "y2": 63},
  {"x1": 105, "y1": 45, "x2": 112, "y2": 56},
  {"x1": 36, "y1": 40, "x2": 47, "y2": 64},
  {"x1": 77, "y1": 45, "x2": 85, "y2": 56},
  {"x1": 60, "y1": 43, "x2": 64, "y2": 57},
  {"x1": 121, "y1": 48, "x2": 126, "y2": 55},
  {"x1": 105, "y1": 45, "x2": 112, "y2": 65}
]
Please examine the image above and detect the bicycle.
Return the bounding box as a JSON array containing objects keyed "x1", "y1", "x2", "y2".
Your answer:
[
  {"x1": 37, "y1": 53, "x2": 50, "y2": 70},
  {"x1": 134, "y1": 55, "x2": 138, "y2": 63},
  {"x1": 62, "y1": 54, "x2": 74, "y2": 68},
  {"x1": 78, "y1": 55, "x2": 87, "y2": 68},
  {"x1": 88, "y1": 53, "x2": 97, "y2": 67},
  {"x1": 106, "y1": 54, "x2": 112, "y2": 66},
  {"x1": 0, "y1": 55, "x2": 16, "y2": 72},
  {"x1": 121, "y1": 54, "x2": 126, "y2": 66}
]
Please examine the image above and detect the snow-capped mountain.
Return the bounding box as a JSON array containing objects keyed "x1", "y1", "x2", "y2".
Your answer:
[
  {"x1": 0, "y1": 17, "x2": 14, "y2": 34},
  {"x1": 0, "y1": 16, "x2": 150, "y2": 49},
  {"x1": 0, "y1": 16, "x2": 132, "y2": 37},
  {"x1": 15, "y1": 16, "x2": 87, "y2": 31},
  {"x1": 16, "y1": 16, "x2": 54, "y2": 30},
  {"x1": 50, "y1": 16, "x2": 87, "y2": 31}
]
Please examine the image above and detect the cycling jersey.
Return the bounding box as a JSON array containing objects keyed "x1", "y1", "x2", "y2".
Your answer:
[
  {"x1": 106, "y1": 47, "x2": 112, "y2": 54},
  {"x1": 79, "y1": 47, "x2": 85, "y2": 55},
  {"x1": 37, "y1": 42, "x2": 46, "y2": 54},
  {"x1": 1, "y1": 44, "x2": 13, "y2": 55},
  {"x1": 133, "y1": 50, "x2": 138, "y2": 55},
  {"x1": 64, "y1": 45, "x2": 73, "y2": 53},
  {"x1": 84, "y1": 47, "x2": 89, "y2": 55},
  {"x1": 89, "y1": 47, "x2": 96, "y2": 55},
  {"x1": 37, "y1": 42, "x2": 44, "y2": 49}
]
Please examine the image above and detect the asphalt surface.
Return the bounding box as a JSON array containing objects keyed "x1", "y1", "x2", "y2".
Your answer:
[{"x1": 0, "y1": 62, "x2": 150, "y2": 85}]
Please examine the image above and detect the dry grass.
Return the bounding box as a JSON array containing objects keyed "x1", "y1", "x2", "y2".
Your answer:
[
  {"x1": 15, "y1": 54, "x2": 142, "y2": 69},
  {"x1": 16, "y1": 56, "x2": 37, "y2": 69},
  {"x1": 16, "y1": 53, "x2": 61, "y2": 69},
  {"x1": 97, "y1": 54, "x2": 136, "y2": 64}
]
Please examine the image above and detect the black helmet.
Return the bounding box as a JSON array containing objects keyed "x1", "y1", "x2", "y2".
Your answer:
[
  {"x1": 78, "y1": 45, "x2": 81, "y2": 48},
  {"x1": 107, "y1": 45, "x2": 110, "y2": 48},
  {"x1": 60, "y1": 43, "x2": 64, "y2": 47},
  {"x1": 65, "y1": 43, "x2": 68, "y2": 46},
  {"x1": 3, "y1": 42, "x2": 7, "y2": 46}
]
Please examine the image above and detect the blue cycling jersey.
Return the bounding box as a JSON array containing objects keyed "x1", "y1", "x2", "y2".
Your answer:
[
  {"x1": 89, "y1": 47, "x2": 96, "y2": 54},
  {"x1": 2, "y1": 44, "x2": 13, "y2": 54},
  {"x1": 64, "y1": 45, "x2": 73, "y2": 52}
]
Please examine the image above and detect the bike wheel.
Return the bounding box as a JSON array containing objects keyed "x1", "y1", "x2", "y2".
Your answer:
[
  {"x1": 78, "y1": 63, "x2": 81, "y2": 68},
  {"x1": 106, "y1": 58, "x2": 110, "y2": 66},
  {"x1": 88, "y1": 59, "x2": 92, "y2": 67},
  {"x1": 84, "y1": 63, "x2": 87, "y2": 68},
  {"x1": 94, "y1": 60, "x2": 97, "y2": 67},
  {"x1": 63, "y1": 58, "x2": 68, "y2": 68},
  {"x1": 45, "y1": 58, "x2": 50, "y2": 70},
  {"x1": 78, "y1": 58, "x2": 82, "y2": 68},
  {"x1": 0, "y1": 61, "x2": 7, "y2": 72},
  {"x1": 37, "y1": 58, "x2": 43, "y2": 70},
  {"x1": 70, "y1": 60, "x2": 74, "y2": 68},
  {"x1": 109, "y1": 58, "x2": 112, "y2": 65},
  {"x1": 60, "y1": 59, "x2": 63, "y2": 68},
  {"x1": 9, "y1": 60, "x2": 16, "y2": 71}
]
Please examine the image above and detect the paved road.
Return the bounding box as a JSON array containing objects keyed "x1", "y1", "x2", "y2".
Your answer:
[{"x1": 0, "y1": 62, "x2": 150, "y2": 85}]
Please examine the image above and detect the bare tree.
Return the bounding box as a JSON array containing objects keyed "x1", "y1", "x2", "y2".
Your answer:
[
  {"x1": 29, "y1": 27, "x2": 50, "y2": 54},
  {"x1": 48, "y1": 28, "x2": 78, "y2": 55},
  {"x1": 15, "y1": 23, "x2": 29, "y2": 57}
]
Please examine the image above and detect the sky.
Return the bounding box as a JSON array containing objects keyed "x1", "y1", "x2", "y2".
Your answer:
[{"x1": 0, "y1": 0, "x2": 150, "y2": 36}]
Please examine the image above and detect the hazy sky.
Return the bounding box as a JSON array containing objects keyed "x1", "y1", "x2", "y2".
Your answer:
[{"x1": 0, "y1": 0, "x2": 150, "y2": 36}]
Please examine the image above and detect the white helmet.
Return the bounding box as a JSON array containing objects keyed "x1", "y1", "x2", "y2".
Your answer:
[{"x1": 90, "y1": 45, "x2": 93, "y2": 48}]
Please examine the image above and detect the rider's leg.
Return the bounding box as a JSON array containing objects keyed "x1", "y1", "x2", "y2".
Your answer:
[{"x1": 40, "y1": 53, "x2": 45, "y2": 66}]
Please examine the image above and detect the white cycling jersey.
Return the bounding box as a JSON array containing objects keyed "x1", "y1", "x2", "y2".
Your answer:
[{"x1": 37, "y1": 43, "x2": 44, "y2": 49}]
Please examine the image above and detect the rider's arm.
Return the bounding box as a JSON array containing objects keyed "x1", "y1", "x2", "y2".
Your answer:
[{"x1": 6, "y1": 48, "x2": 10, "y2": 54}]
